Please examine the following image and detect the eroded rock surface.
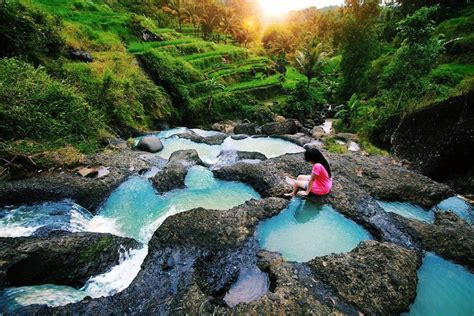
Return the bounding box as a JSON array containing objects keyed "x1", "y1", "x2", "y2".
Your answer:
[
  {"x1": 308, "y1": 240, "x2": 421, "y2": 315},
  {"x1": 0, "y1": 149, "x2": 152, "y2": 212},
  {"x1": 0, "y1": 232, "x2": 140, "y2": 289},
  {"x1": 390, "y1": 211, "x2": 474, "y2": 271},
  {"x1": 152, "y1": 149, "x2": 203, "y2": 192}
]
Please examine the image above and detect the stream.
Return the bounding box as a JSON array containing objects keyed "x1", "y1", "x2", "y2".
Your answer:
[{"x1": 1, "y1": 128, "x2": 473, "y2": 314}]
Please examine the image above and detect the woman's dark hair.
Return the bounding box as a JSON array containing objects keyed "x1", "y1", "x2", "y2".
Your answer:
[{"x1": 304, "y1": 147, "x2": 332, "y2": 177}]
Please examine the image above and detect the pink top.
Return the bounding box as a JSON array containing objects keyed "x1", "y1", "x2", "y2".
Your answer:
[{"x1": 311, "y1": 163, "x2": 332, "y2": 195}]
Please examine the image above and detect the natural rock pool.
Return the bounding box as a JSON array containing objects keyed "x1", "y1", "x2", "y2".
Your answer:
[
  {"x1": 256, "y1": 199, "x2": 371, "y2": 262},
  {"x1": 407, "y1": 252, "x2": 474, "y2": 315},
  {"x1": 143, "y1": 127, "x2": 305, "y2": 164},
  {"x1": 377, "y1": 196, "x2": 473, "y2": 224},
  {"x1": 0, "y1": 166, "x2": 260, "y2": 311}
]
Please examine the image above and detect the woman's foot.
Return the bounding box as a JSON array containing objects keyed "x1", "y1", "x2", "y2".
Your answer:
[{"x1": 284, "y1": 193, "x2": 294, "y2": 197}]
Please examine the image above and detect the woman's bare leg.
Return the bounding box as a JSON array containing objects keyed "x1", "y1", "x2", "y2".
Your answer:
[
  {"x1": 297, "y1": 175, "x2": 311, "y2": 181},
  {"x1": 285, "y1": 180, "x2": 308, "y2": 197}
]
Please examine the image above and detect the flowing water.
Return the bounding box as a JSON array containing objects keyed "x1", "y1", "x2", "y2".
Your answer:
[
  {"x1": 407, "y1": 253, "x2": 474, "y2": 316},
  {"x1": 0, "y1": 166, "x2": 259, "y2": 311},
  {"x1": 377, "y1": 196, "x2": 473, "y2": 224},
  {"x1": 257, "y1": 199, "x2": 371, "y2": 262}
]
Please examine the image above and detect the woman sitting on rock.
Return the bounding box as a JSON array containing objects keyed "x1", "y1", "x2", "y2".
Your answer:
[{"x1": 285, "y1": 147, "x2": 332, "y2": 197}]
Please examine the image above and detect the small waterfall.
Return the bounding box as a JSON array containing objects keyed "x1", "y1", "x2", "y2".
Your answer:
[{"x1": 81, "y1": 246, "x2": 148, "y2": 298}]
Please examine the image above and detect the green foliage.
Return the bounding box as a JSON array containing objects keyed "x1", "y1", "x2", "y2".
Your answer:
[
  {"x1": 0, "y1": 58, "x2": 102, "y2": 143},
  {"x1": 294, "y1": 40, "x2": 328, "y2": 87},
  {"x1": 0, "y1": 1, "x2": 64, "y2": 63},
  {"x1": 140, "y1": 50, "x2": 203, "y2": 111},
  {"x1": 278, "y1": 82, "x2": 325, "y2": 121},
  {"x1": 324, "y1": 137, "x2": 348, "y2": 154},
  {"x1": 380, "y1": 6, "x2": 444, "y2": 112},
  {"x1": 334, "y1": 0, "x2": 380, "y2": 99}
]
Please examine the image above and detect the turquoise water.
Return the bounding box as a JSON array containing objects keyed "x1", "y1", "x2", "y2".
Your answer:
[
  {"x1": 436, "y1": 197, "x2": 473, "y2": 224},
  {"x1": 377, "y1": 196, "x2": 473, "y2": 224},
  {"x1": 407, "y1": 253, "x2": 474, "y2": 316},
  {"x1": 0, "y1": 285, "x2": 88, "y2": 312},
  {"x1": 257, "y1": 199, "x2": 371, "y2": 262},
  {"x1": 98, "y1": 166, "x2": 260, "y2": 242},
  {"x1": 0, "y1": 166, "x2": 259, "y2": 312},
  {"x1": 376, "y1": 201, "x2": 435, "y2": 223},
  {"x1": 0, "y1": 200, "x2": 98, "y2": 237}
]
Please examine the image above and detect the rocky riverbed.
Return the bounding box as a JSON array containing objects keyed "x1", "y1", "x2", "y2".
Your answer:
[{"x1": 0, "y1": 125, "x2": 472, "y2": 315}]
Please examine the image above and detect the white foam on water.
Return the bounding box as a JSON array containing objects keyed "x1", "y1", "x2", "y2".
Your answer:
[
  {"x1": 81, "y1": 246, "x2": 148, "y2": 298},
  {"x1": 0, "y1": 222, "x2": 42, "y2": 237},
  {"x1": 190, "y1": 128, "x2": 223, "y2": 137},
  {"x1": 320, "y1": 119, "x2": 333, "y2": 134}
]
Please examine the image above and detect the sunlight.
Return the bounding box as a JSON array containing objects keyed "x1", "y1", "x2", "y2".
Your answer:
[{"x1": 258, "y1": 0, "x2": 344, "y2": 17}]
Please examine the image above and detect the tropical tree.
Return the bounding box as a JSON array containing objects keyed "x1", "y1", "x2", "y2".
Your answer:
[
  {"x1": 163, "y1": 0, "x2": 186, "y2": 32},
  {"x1": 219, "y1": 7, "x2": 238, "y2": 44},
  {"x1": 294, "y1": 40, "x2": 328, "y2": 88},
  {"x1": 198, "y1": 0, "x2": 223, "y2": 39},
  {"x1": 205, "y1": 78, "x2": 225, "y2": 113},
  {"x1": 262, "y1": 25, "x2": 296, "y2": 60},
  {"x1": 335, "y1": 93, "x2": 368, "y2": 129},
  {"x1": 183, "y1": 1, "x2": 200, "y2": 36}
]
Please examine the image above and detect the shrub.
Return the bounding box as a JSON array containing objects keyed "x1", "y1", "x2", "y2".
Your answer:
[
  {"x1": 276, "y1": 82, "x2": 326, "y2": 121},
  {"x1": 0, "y1": 1, "x2": 64, "y2": 63},
  {"x1": 0, "y1": 58, "x2": 101, "y2": 143}
]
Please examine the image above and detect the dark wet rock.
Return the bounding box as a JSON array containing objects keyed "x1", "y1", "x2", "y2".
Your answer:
[
  {"x1": 261, "y1": 120, "x2": 298, "y2": 135},
  {"x1": 237, "y1": 151, "x2": 267, "y2": 161},
  {"x1": 155, "y1": 198, "x2": 288, "y2": 250},
  {"x1": 135, "y1": 136, "x2": 163, "y2": 153},
  {"x1": 68, "y1": 49, "x2": 93, "y2": 62},
  {"x1": 328, "y1": 153, "x2": 453, "y2": 207},
  {"x1": 152, "y1": 150, "x2": 203, "y2": 192},
  {"x1": 0, "y1": 149, "x2": 152, "y2": 212},
  {"x1": 141, "y1": 29, "x2": 164, "y2": 42},
  {"x1": 303, "y1": 118, "x2": 316, "y2": 129},
  {"x1": 231, "y1": 134, "x2": 248, "y2": 140},
  {"x1": 335, "y1": 133, "x2": 358, "y2": 143},
  {"x1": 274, "y1": 133, "x2": 312, "y2": 146},
  {"x1": 392, "y1": 91, "x2": 474, "y2": 191},
  {"x1": 390, "y1": 211, "x2": 474, "y2": 271},
  {"x1": 312, "y1": 126, "x2": 326, "y2": 139},
  {"x1": 0, "y1": 231, "x2": 140, "y2": 289},
  {"x1": 214, "y1": 153, "x2": 446, "y2": 248},
  {"x1": 212, "y1": 121, "x2": 236, "y2": 134},
  {"x1": 234, "y1": 123, "x2": 258, "y2": 136},
  {"x1": 308, "y1": 241, "x2": 421, "y2": 315},
  {"x1": 176, "y1": 130, "x2": 227, "y2": 145},
  {"x1": 312, "y1": 113, "x2": 325, "y2": 126}
]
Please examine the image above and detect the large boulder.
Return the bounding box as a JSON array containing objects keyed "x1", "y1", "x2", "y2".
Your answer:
[
  {"x1": 234, "y1": 123, "x2": 258, "y2": 135},
  {"x1": 152, "y1": 149, "x2": 203, "y2": 192},
  {"x1": 0, "y1": 231, "x2": 140, "y2": 289},
  {"x1": 308, "y1": 241, "x2": 421, "y2": 315},
  {"x1": 261, "y1": 120, "x2": 298, "y2": 135},
  {"x1": 68, "y1": 49, "x2": 93, "y2": 62},
  {"x1": 135, "y1": 136, "x2": 163, "y2": 153},
  {"x1": 391, "y1": 91, "x2": 474, "y2": 192}
]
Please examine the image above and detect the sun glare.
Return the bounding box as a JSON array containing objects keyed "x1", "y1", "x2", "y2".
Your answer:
[{"x1": 257, "y1": 0, "x2": 344, "y2": 17}]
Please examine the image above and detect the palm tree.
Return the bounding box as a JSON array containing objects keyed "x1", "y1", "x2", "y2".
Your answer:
[
  {"x1": 205, "y1": 78, "x2": 225, "y2": 113},
  {"x1": 163, "y1": 0, "x2": 186, "y2": 32},
  {"x1": 219, "y1": 7, "x2": 237, "y2": 44},
  {"x1": 183, "y1": 1, "x2": 200, "y2": 36},
  {"x1": 294, "y1": 40, "x2": 328, "y2": 88}
]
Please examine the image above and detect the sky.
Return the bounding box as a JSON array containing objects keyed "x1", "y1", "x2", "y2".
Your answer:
[{"x1": 257, "y1": 0, "x2": 345, "y2": 17}]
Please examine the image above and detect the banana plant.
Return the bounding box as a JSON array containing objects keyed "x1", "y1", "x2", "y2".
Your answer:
[{"x1": 205, "y1": 77, "x2": 225, "y2": 113}]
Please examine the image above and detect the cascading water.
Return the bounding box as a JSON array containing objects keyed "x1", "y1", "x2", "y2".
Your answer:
[
  {"x1": 0, "y1": 166, "x2": 260, "y2": 312},
  {"x1": 257, "y1": 199, "x2": 371, "y2": 262}
]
